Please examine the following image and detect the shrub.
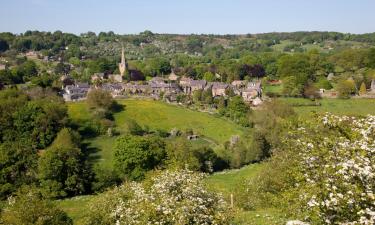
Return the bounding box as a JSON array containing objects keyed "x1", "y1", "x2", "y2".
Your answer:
[
  {"x1": 1, "y1": 186, "x2": 72, "y2": 225},
  {"x1": 114, "y1": 135, "x2": 166, "y2": 180},
  {"x1": 243, "y1": 114, "x2": 375, "y2": 224},
  {"x1": 84, "y1": 170, "x2": 231, "y2": 225}
]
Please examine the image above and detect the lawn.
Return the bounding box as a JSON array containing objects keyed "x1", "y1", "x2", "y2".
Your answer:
[{"x1": 281, "y1": 98, "x2": 375, "y2": 117}]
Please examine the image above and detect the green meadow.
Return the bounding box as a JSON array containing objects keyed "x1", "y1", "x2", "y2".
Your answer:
[{"x1": 281, "y1": 98, "x2": 375, "y2": 117}]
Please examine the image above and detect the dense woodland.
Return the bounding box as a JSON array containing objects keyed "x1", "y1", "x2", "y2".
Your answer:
[{"x1": 0, "y1": 31, "x2": 375, "y2": 224}]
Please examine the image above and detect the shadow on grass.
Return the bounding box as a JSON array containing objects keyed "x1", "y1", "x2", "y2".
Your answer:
[{"x1": 81, "y1": 142, "x2": 101, "y2": 165}]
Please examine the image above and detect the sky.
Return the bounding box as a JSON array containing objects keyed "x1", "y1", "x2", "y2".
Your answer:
[{"x1": 1, "y1": 0, "x2": 375, "y2": 35}]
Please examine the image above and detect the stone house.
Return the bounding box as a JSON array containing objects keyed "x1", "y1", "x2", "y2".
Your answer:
[
  {"x1": 209, "y1": 82, "x2": 229, "y2": 97},
  {"x1": 91, "y1": 73, "x2": 106, "y2": 82},
  {"x1": 168, "y1": 71, "x2": 179, "y2": 82},
  {"x1": 101, "y1": 83, "x2": 124, "y2": 97},
  {"x1": 108, "y1": 74, "x2": 123, "y2": 83},
  {"x1": 123, "y1": 83, "x2": 150, "y2": 94},
  {"x1": 150, "y1": 82, "x2": 180, "y2": 95},
  {"x1": 181, "y1": 79, "x2": 207, "y2": 94},
  {"x1": 241, "y1": 81, "x2": 262, "y2": 102},
  {"x1": 179, "y1": 77, "x2": 193, "y2": 86},
  {"x1": 63, "y1": 83, "x2": 90, "y2": 101},
  {"x1": 231, "y1": 80, "x2": 247, "y2": 88}
]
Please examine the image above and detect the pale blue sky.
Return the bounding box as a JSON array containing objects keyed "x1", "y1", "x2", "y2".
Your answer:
[{"x1": 1, "y1": 0, "x2": 374, "y2": 34}]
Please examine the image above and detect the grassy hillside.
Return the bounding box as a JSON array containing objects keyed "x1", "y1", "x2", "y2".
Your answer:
[
  {"x1": 113, "y1": 99, "x2": 244, "y2": 143},
  {"x1": 69, "y1": 99, "x2": 244, "y2": 143},
  {"x1": 68, "y1": 99, "x2": 245, "y2": 168}
]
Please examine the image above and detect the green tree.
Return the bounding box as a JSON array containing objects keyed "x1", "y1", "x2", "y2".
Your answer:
[
  {"x1": 359, "y1": 82, "x2": 367, "y2": 95},
  {"x1": 203, "y1": 71, "x2": 215, "y2": 81},
  {"x1": 13, "y1": 100, "x2": 68, "y2": 149},
  {"x1": 38, "y1": 128, "x2": 87, "y2": 198},
  {"x1": 0, "y1": 39, "x2": 9, "y2": 52},
  {"x1": 0, "y1": 140, "x2": 38, "y2": 199},
  {"x1": 114, "y1": 135, "x2": 166, "y2": 180},
  {"x1": 282, "y1": 76, "x2": 303, "y2": 96},
  {"x1": 86, "y1": 89, "x2": 117, "y2": 119},
  {"x1": 336, "y1": 79, "x2": 356, "y2": 98}
]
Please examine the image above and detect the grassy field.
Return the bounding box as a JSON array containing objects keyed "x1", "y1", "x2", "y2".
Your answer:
[
  {"x1": 68, "y1": 99, "x2": 244, "y2": 144},
  {"x1": 281, "y1": 98, "x2": 375, "y2": 117}
]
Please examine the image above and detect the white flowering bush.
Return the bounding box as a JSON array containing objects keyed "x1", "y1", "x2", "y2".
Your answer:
[
  {"x1": 242, "y1": 113, "x2": 375, "y2": 224},
  {"x1": 295, "y1": 114, "x2": 375, "y2": 224},
  {"x1": 281, "y1": 113, "x2": 375, "y2": 224},
  {"x1": 85, "y1": 169, "x2": 231, "y2": 225}
]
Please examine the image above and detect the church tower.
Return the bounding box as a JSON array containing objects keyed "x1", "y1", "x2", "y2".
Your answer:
[{"x1": 119, "y1": 45, "x2": 127, "y2": 76}]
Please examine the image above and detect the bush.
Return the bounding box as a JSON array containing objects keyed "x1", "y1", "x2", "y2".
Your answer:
[
  {"x1": 243, "y1": 114, "x2": 375, "y2": 224},
  {"x1": 114, "y1": 135, "x2": 166, "y2": 180},
  {"x1": 1, "y1": 186, "x2": 72, "y2": 225},
  {"x1": 84, "y1": 170, "x2": 231, "y2": 225},
  {"x1": 336, "y1": 79, "x2": 356, "y2": 98}
]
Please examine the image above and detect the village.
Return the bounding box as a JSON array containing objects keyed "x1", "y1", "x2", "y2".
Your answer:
[{"x1": 61, "y1": 47, "x2": 263, "y2": 105}]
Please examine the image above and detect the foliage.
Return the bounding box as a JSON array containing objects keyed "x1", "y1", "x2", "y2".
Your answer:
[
  {"x1": 243, "y1": 114, "x2": 375, "y2": 224},
  {"x1": 114, "y1": 134, "x2": 166, "y2": 180},
  {"x1": 359, "y1": 82, "x2": 367, "y2": 95},
  {"x1": 0, "y1": 140, "x2": 38, "y2": 199},
  {"x1": 1, "y1": 186, "x2": 72, "y2": 225},
  {"x1": 38, "y1": 128, "x2": 90, "y2": 199},
  {"x1": 13, "y1": 99, "x2": 68, "y2": 149},
  {"x1": 86, "y1": 89, "x2": 117, "y2": 119},
  {"x1": 336, "y1": 79, "x2": 356, "y2": 98},
  {"x1": 84, "y1": 170, "x2": 231, "y2": 225}
]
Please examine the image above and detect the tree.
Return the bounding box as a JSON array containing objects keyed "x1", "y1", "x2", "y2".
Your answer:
[
  {"x1": 0, "y1": 140, "x2": 38, "y2": 199},
  {"x1": 226, "y1": 96, "x2": 250, "y2": 126},
  {"x1": 55, "y1": 62, "x2": 71, "y2": 75},
  {"x1": 86, "y1": 89, "x2": 117, "y2": 119},
  {"x1": 114, "y1": 135, "x2": 166, "y2": 180},
  {"x1": 249, "y1": 64, "x2": 266, "y2": 79},
  {"x1": 1, "y1": 186, "x2": 72, "y2": 225},
  {"x1": 12, "y1": 100, "x2": 68, "y2": 149},
  {"x1": 203, "y1": 71, "x2": 215, "y2": 81},
  {"x1": 277, "y1": 54, "x2": 312, "y2": 86},
  {"x1": 359, "y1": 82, "x2": 367, "y2": 95},
  {"x1": 336, "y1": 79, "x2": 356, "y2": 98},
  {"x1": 38, "y1": 128, "x2": 88, "y2": 198},
  {"x1": 282, "y1": 76, "x2": 303, "y2": 96},
  {"x1": 0, "y1": 39, "x2": 9, "y2": 52}
]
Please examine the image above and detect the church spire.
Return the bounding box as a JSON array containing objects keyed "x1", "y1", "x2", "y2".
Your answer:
[{"x1": 119, "y1": 44, "x2": 127, "y2": 76}]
